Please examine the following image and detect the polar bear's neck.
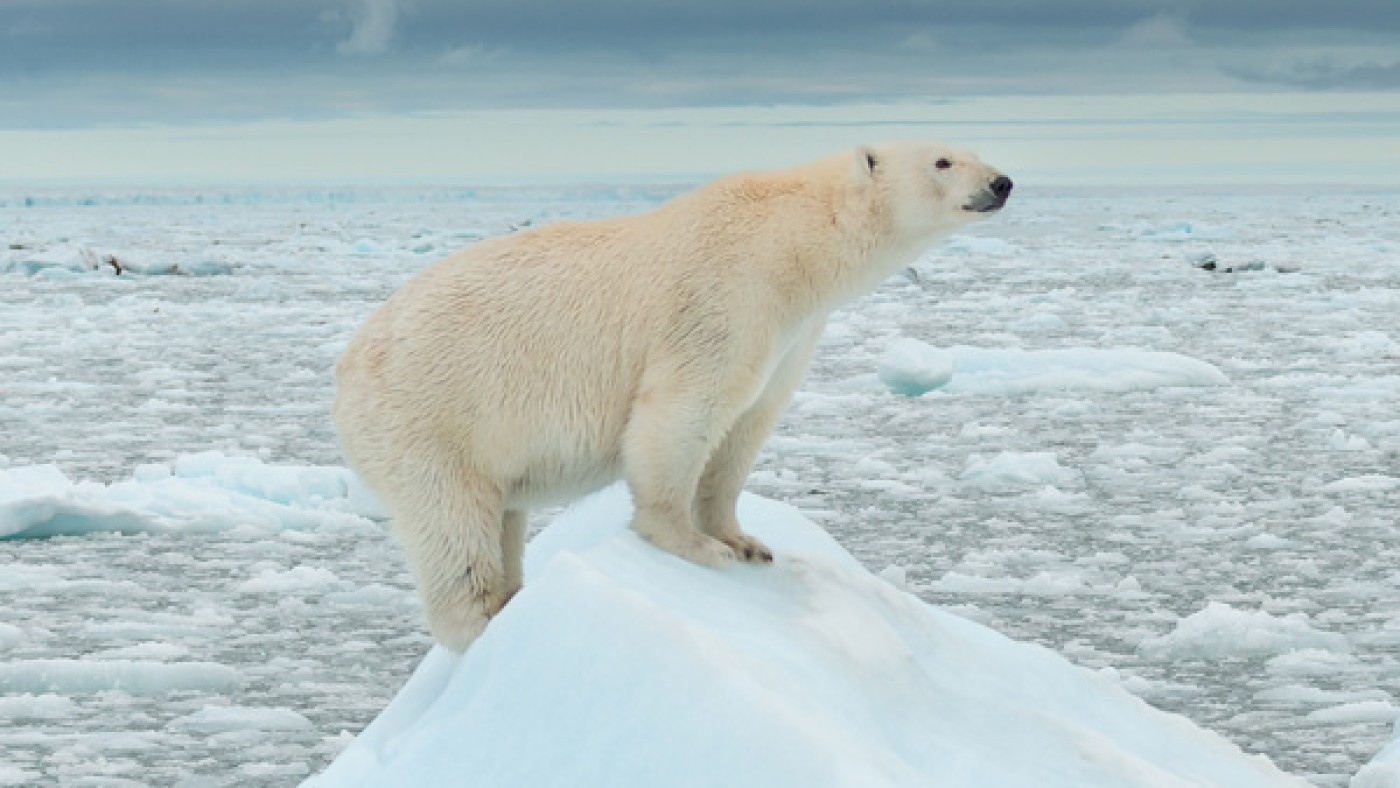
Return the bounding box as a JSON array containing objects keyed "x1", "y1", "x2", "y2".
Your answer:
[{"x1": 815, "y1": 185, "x2": 941, "y2": 309}]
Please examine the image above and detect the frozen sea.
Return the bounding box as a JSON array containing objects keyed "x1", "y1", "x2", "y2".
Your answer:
[{"x1": 2, "y1": 182, "x2": 1398, "y2": 786}]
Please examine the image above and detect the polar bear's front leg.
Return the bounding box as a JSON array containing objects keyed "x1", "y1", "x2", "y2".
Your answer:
[
  {"x1": 622, "y1": 386, "x2": 737, "y2": 568},
  {"x1": 696, "y1": 328, "x2": 823, "y2": 562}
]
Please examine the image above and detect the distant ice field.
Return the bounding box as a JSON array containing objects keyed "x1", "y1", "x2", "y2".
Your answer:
[{"x1": 1, "y1": 183, "x2": 1398, "y2": 785}]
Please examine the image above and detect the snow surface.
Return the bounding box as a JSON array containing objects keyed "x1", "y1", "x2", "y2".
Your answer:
[
  {"x1": 308, "y1": 485, "x2": 1301, "y2": 788},
  {"x1": 3, "y1": 184, "x2": 1399, "y2": 785}
]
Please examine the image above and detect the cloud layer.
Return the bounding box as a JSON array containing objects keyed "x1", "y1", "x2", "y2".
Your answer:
[{"x1": 1, "y1": 0, "x2": 1398, "y2": 128}]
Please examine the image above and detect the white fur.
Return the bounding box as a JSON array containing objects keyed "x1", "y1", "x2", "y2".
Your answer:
[{"x1": 333, "y1": 141, "x2": 1009, "y2": 651}]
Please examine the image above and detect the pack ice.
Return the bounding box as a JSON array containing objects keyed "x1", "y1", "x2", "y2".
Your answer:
[{"x1": 307, "y1": 485, "x2": 1300, "y2": 788}]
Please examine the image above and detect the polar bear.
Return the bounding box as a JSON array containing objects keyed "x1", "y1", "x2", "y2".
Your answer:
[{"x1": 334, "y1": 141, "x2": 1012, "y2": 651}]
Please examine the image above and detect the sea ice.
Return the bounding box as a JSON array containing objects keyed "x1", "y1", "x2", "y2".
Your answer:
[
  {"x1": 960, "y1": 451, "x2": 1081, "y2": 489},
  {"x1": 872, "y1": 342, "x2": 1228, "y2": 397},
  {"x1": 1141, "y1": 602, "x2": 1350, "y2": 660},
  {"x1": 0, "y1": 623, "x2": 22, "y2": 651},
  {"x1": 306, "y1": 486, "x2": 1302, "y2": 788},
  {"x1": 877, "y1": 338, "x2": 954, "y2": 396},
  {"x1": 0, "y1": 660, "x2": 242, "y2": 696},
  {"x1": 168, "y1": 704, "x2": 313, "y2": 734},
  {"x1": 237, "y1": 564, "x2": 342, "y2": 594},
  {"x1": 0, "y1": 452, "x2": 382, "y2": 539},
  {"x1": 3, "y1": 182, "x2": 1397, "y2": 783},
  {"x1": 0, "y1": 693, "x2": 76, "y2": 721}
]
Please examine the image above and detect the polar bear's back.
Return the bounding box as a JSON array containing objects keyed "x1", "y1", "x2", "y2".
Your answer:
[{"x1": 334, "y1": 219, "x2": 657, "y2": 504}]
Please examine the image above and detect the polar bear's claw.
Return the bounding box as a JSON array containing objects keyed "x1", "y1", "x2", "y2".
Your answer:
[{"x1": 720, "y1": 532, "x2": 774, "y2": 564}]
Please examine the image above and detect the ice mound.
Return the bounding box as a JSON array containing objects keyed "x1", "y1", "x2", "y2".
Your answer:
[
  {"x1": 878, "y1": 338, "x2": 954, "y2": 396},
  {"x1": 875, "y1": 341, "x2": 1228, "y2": 397},
  {"x1": 0, "y1": 452, "x2": 384, "y2": 539},
  {"x1": 1141, "y1": 602, "x2": 1350, "y2": 660},
  {"x1": 307, "y1": 485, "x2": 1301, "y2": 788}
]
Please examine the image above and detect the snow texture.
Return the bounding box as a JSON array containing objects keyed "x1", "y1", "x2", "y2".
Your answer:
[{"x1": 308, "y1": 486, "x2": 1301, "y2": 788}]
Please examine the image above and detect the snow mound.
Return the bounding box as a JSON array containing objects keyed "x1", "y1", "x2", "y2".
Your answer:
[
  {"x1": 874, "y1": 341, "x2": 1227, "y2": 397},
  {"x1": 0, "y1": 452, "x2": 385, "y2": 539},
  {"x1": 307, "y1": 486, "x2": 1301, "y2": 788},
  {"x1": 1141, "y1": 602, "x2": 1350, "y2": 660}
]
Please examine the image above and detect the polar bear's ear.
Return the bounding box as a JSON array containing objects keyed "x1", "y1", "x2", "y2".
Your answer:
[
  {"x1": 854, "y1": 147, "x2": 879, "y2": 180},
  {"x1": 861, "y1": 148, "x2": 878, "y2": 176}
]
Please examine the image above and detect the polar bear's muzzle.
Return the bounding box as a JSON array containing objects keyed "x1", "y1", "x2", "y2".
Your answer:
[{"x1": 963, "y1": 175, "x2": 1014, "y2": 213}]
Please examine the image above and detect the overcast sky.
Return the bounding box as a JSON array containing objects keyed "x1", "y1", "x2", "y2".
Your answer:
[{"x1": 2, "y1": 0, "x2": 1399, "y2": 182}]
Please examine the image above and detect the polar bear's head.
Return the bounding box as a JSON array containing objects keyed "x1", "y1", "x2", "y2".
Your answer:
[{"x1": 855, "y1": 140, "x2": 1012, "y2": 243}]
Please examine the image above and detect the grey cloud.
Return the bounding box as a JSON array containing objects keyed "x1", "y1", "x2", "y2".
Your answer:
[
  {"x1": 1, "y1": 0, "x2": 1397, "y2": 129},
  {"x1": 337, "y1": 0, "x2": 400, "y2": 56},
  {"x1": 1233, "y1": 59, "x2": 1400, "y2": 91}
]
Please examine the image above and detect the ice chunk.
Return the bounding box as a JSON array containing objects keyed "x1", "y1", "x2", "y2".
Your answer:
[
  {"x1": 0, "y1": 660, "x2": 241, "y2": 695},
  {"x1": 877, "y1": 338, "x2": 953, "y2": 396},
  {"x1": 940, "y1": 235, "x2": 1021, "y2": 256},
  {"x1": 1326, "y1": 475, "x2": 1400, "y2": 493},
  {"x1": 1141, "y1": 602, "x2": 1350, "y2": 660},
  {"x1": 933, "y1": 568, "x2": 1106, "y2": 596},
  {"x1": 307, "y1": 485, "x2": 1302, "y2": 788},
  {"x1": 1246, "y1": 534, "x2": 1292, "y2": 550},
  {"x1": 0, "y1": 694, "x2": 77, "y2": 721},
  {"x1": 961, "y1": 451, "x2": 1081, "y2": 488},
  {"x1": 168, "y1": 705, "x2": 312, "y2": 734},
  {"x1": 1339, "y1": 330, "x2": 1398, "y2": 360},
  {"x1": 874, "y1": 342, "x2": 1227, "y2": 397},
  {"x1": 0, "y1": 765, "x2": 38, "y2": 787},
  {"x1": 237, "y1": 564, "x2": 342, "y2": 594},
  {"x1": 1266, "y1": 649, "x2": 1359, "y2": 678},
  {"x1": 1309, "y1": 702, "x2": 1398, "y2": 725},
  {"x1": 0, "y1": 453, "x2": 385, "y2": 539},
  {"x1": 98, "y1": 250, "x2": 233, "y2": 276},
  {"x1": 0, "y1": 622, "x2": 23, "y2": 651}
]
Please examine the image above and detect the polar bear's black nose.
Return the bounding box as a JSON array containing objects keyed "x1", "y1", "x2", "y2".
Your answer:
[{"x1": 990, "y1": 176, "x2": 1013, "y2": 199}]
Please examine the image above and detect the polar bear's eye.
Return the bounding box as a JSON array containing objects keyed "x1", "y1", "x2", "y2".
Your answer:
[{"x1": 935, "y1": 158, "x2": 952, "y2": 170}]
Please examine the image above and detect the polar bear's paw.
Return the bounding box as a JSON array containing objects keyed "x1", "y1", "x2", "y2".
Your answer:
[
  {"x1": 718, "y1": 532, "x2": 774, "y2": 564},
  {"x1": 644, "y1": 529, "x2": 737, "y2": 568}
]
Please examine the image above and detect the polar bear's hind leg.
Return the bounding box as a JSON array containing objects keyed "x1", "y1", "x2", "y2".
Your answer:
[{"x1": 393, "y1": 475, "x2": 512, "y2": 653}]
